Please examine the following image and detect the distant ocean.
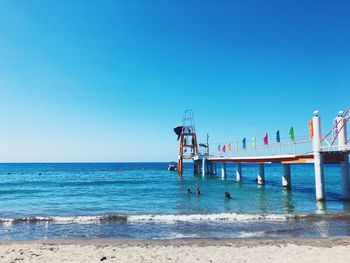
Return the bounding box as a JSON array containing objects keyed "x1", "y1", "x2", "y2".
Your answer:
[{"x1": 1, "y1": 162, "x2": 350, "y2": 240}]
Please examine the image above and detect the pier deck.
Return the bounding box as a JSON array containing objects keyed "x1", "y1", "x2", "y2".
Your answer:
[{"x1": 194, "y1": 151, "x2": 349, "y2": 164}]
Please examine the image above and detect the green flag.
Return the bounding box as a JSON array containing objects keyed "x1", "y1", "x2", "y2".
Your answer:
[
  {"x1": 252, "y1": 137, "x2": 256, "y2": 149},
  {"x1": 289, "y1": 127, "x2": 295, "y2": 141}
]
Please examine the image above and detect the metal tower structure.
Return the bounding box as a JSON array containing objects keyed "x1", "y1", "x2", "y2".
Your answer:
[{"x1": 177, "y1": 110, "x2": 199, "y2": 176}]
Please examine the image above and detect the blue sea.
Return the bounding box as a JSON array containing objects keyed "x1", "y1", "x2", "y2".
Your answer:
[{"x1": 1, "y1": 162, "x2": 350, "y2": 241}]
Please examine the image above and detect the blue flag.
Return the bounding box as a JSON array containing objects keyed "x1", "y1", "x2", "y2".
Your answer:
[
  {"x1": 242, "y1": 138, "x2": 246, "y2": 149},
  {"x1": 276, "y1": 130, "x2": 280, "y2": 143},
  {"x1": 217, "y1": 144, "x2": 221, "y2": 151}
]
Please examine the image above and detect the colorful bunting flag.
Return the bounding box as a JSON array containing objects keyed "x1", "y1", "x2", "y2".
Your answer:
[
  {"x1": 307, "y1": 121, "x2": 313, "y2": 138},
  {"x1": 222, "y1": 145, "x2": 226, "y2": 153},
  {"x1": 263, "y1": 133, "x2": 268, "y2": 145},
  {"x1": 218, "y1": 144, "x2": 221, "y2": 151},
  {"x1": 252, "y1": 137, "x2": 256, "y2": 149},
  {"x1": 235, "y1": 140, "x2": 239, "y2": 152},
  {"x1": 242, "y1": 138, "x2": 246, "y2": 149},
  {"x1": 276, "y1": 130, "x2": 280, "y2": 143},
  {"x1": 289, "y1": 127, "x2": 295, "y2": 141},
  {"x1": 227, "y1": 143, "x2": 231, "y2": 151}
]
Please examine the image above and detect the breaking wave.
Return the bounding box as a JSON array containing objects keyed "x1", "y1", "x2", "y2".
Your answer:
[{"x1": 1, "y1": 213, "x2": 350, "y2": 225}]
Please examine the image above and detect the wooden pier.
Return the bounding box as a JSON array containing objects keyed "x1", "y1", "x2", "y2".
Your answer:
[{"x1": 176, "y1": 109, "x2": 350, "y2": 202}]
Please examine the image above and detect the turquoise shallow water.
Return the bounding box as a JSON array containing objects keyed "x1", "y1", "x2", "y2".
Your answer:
[{"x1": 0, "y1": 162, "x2": 350, "y2": 240}]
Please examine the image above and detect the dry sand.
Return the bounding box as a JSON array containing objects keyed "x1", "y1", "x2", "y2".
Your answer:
[{"x1": 1, "y1": 238, "x2": 350, "y2": 263}]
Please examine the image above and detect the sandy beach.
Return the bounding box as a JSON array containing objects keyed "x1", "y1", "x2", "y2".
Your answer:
[{"x1": 1, "y1": 238, "x2": 350, "y2": 263}]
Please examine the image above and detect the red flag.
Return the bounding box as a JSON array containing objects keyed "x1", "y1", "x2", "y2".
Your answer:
[
  {"x1": 222, "y1": 145, "x2": 226, "y2": 153},
  {"x1": 263, "y1": 133, "x2": 268, "y2": 145}
]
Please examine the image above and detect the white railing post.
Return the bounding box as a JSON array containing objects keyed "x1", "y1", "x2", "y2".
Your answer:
[{"x1": 337, "y1": 111, "x2": 348, "y2": 151}]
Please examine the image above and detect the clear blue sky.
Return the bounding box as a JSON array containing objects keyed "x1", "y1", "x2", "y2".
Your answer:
[{"x1": 0, "y1": 0, "x2": 349, "y2": 162}]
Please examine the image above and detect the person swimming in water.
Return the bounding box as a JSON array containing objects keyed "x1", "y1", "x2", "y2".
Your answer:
[
  {"x1": 225, "y1": 192, "x2": 232, "y2": 199},
  {"x1": 195, "y1": 187, "x2": 201, "y2": 195},
  {"x1": 187, "y1": 188, "x2": 192, "y2": 194}
]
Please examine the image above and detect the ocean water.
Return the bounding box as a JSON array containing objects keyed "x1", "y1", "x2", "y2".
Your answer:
[{"x1": 1, "y1": 162, "x2": 350, "y2": 240}]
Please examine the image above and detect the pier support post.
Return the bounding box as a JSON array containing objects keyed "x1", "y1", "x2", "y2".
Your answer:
[
  {"x1": 202, "y1": 158, "x2": 207, "y2": 177},
  {"x1": 337, "y1": 111, "x2": 350, "y2": 200},
  {"x1": 193, "y1": 161, "x2": 198, "y2": 175},
  {"x1": 257, "y1": 163, "x2": 265, "y2": 185},
  {"x1": 282, "y1": 164, "x2": 291, "y2": 190},
  {"x1": 312, "y1": 111, "x2": 325, "y2": 201},
  {"x1": 314, "y1": 152, "x2": 325, "y2": 201},
  {"x1": 177, "y1": 156, "x2": 183, "y2": 176},
  {"x1": 341, "y1": 158, "x2": 350, "y2": 200},
  {"x1": 236, "y1": 163, "x2": 242, "y2": 182},
  {"x1": 209, "y1": 162, "x2": 214, "y2": 175},
  {"x1": 213, "y1": 162, "x2": 217, "y2": 175},
  {"x1": 221, "y1": 163, "x2": 227, "y2": 179}
]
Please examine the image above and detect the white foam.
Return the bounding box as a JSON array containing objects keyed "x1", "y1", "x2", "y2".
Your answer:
[
  {"x1": 127, "y1": 213, "x2": 294, "y2": 223},
  {"x1": 49, "y1": 216, "x2": 101, "y2": 224},
  {"x1": 238, "y1": 231, "x2": 265, "y2": 238},
  {"x1": 0, "y1": 213, "x2": 303, "y2": 225},
  {"x1": 160, "y1": 232, "x2": 199, "y2": 240},
  {"x1": 0, "y1": 216, "x2": 102, "y2": 225}
]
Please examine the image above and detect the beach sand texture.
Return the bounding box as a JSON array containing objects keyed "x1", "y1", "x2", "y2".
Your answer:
[{"x1": 1, "y1": 239, "x2": 350, "y2": 263}]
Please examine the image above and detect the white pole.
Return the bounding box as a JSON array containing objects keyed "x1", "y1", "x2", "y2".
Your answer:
[
  {"x1": 257, "y1": 163, "x2": 265, "y2": 185},
  {"x1": 282, "y1": 163, "x2": 291, "y2": 190},
  {"x1": 337, "y1": 111, "x2": 350, "y2": 200},
  {"x1": 236, "y1": 163, "x2": 242, "y2": 182},
  {"x1": 337, "y1": 111, "x2": 348, "y2": 151},
  {"x1": 312, "y1": 111, "x2": 325, "y2": 201},
  {"x1": 221, "y1": 163, "x2": 227, "y2": 179}
]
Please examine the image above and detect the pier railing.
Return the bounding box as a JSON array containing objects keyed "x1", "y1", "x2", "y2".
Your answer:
[
  {"x1": 320, "y1": 108, "x2": 350, "y2": 152},
  {"x1": 208, "y1": 137, "x2": 312, "y2": 158}
]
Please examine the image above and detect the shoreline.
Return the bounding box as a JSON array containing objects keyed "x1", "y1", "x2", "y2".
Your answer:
[
  {"x1": 1, "y1": 238, "x2": 350, "y2": 262},
  {"x1": 2, "y1": 237, "x2": 350, "y2": 247}
]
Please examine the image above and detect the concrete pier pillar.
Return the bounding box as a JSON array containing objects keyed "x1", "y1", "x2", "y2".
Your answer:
[
  {"x1": 257, "y1": 163, "x2": 265, "y2": 185},
  {"x1": 337, "y1": 111, "x2": 350, "y2": 200},
  {"x1": 193, "y1": 161, "x2": 198, "y2": 175},
  {"x1": 312, "y1": 111, "x2": 325, "y2": 201},
  {"x1": 341, "y1": 156, "x2": 350, "y2": 200},
  {"x1": 202, "y1": 158, "x2": 207, "y2": 177},
  {"x1": 314, "y1": 151, "x2": 325, "y2": 201},
  {"x1": 209, "y1": 162, "x2": 214, "y2": 175},
  {"x1": 221, "y1": 163, "x2": 227, "y2": 179},
  {"x1": 236, "y1": 163, "x2": 242, "y2": 182},
  {"x1": 282, "y1": 163, "x2": 291, "y2": 190}
]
